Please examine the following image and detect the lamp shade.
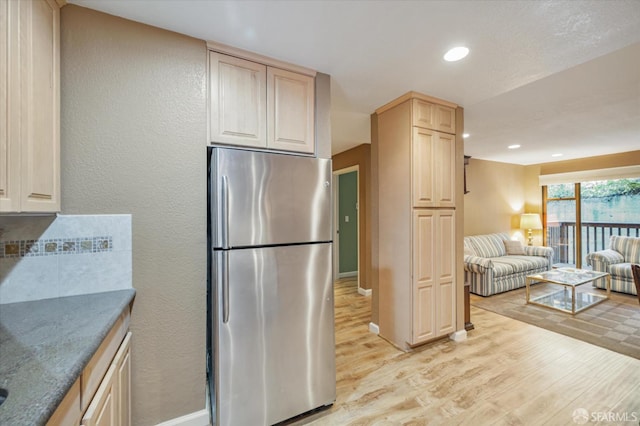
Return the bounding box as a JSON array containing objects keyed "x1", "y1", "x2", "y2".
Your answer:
[{"x1": 520, "y1": 213, "x2": 542, "y2": 230}]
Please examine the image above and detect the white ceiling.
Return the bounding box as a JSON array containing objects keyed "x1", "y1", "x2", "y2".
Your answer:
[{"x1": 68, "y1": 0, "x2": 640, "y2": 165}]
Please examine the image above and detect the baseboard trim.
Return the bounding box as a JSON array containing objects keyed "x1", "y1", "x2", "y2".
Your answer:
[
  {"x1": 338, "y1": 271, "x2": 358, "y2": 278},
  {"x1": 449, "y1": 329, "x2": 467, "y2": 342},
  {"x1": 369, "y1": 322, "x2": 379, "y2": 335},
  {"x1": 155, "y1": 409, "x2": 209, "y2": 426},
  {"x1": 357, "y1": 287, "x2": 372, "y2": 296}
]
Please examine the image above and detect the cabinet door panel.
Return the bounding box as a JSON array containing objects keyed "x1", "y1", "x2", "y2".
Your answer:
[
  {"x1": 19, "y1": 0, "x2": 59, "y2": 212},
  {"x1": 437, "y1": 210, "x2": 456, "y2": 335},
  {"x1": 414, "y1": 284, "x2": 435, "y2": 343},
  {"x1": 82, "y1": 365, "x2": 117, "y2": 426},
  {"x1": 434, "y1": 104, "x2": 456, "y2": 134},
  {"x1": 437, "y1": 280, "x2": 455, "y2": 335},
  {"x1": 412, "y1": 127, "x2": 435, "y2": 207},
  {"x1": 210, "y1": 52, "x2": 266, "y2": 147},
  {"x1": 437, "y1": 211, "x2": 455, "y2": 281},
  {"x1": 113, "y1": 332, "x2": 132, "y2": 426},
  {"x1": 412, "y1": 210, "x2": 435, "y2": 343},
  {"x1": 435, "y1": 133, "x2": 455, "y2": 207},
  {"x1": 267, "y1": 67, "x2": 314, "y2": 153},
  {"x1": 0, "y1": 0, "x2": 18, "y2": 212}
]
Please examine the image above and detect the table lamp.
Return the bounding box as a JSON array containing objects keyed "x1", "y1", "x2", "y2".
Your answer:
[{"x1": 520, "y1": 213, "x2": 542, "y2": 246}]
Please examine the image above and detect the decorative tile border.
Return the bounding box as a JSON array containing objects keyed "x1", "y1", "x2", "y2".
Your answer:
[{"x1": 0, "y1": 237, "x2": 112, "y2": 259}]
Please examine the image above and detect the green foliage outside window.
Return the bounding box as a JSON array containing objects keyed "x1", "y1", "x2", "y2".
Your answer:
[
  {"x1": 548, "y1": 178, "x2": 640, "y2": 199},
  {"x1": 581, "y1": 178, "x2": 640, "y2": 198}
]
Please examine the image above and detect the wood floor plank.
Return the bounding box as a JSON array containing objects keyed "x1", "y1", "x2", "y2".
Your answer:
[{"x1": 300, "y1": 279, "x2": 640, "y2": 425}]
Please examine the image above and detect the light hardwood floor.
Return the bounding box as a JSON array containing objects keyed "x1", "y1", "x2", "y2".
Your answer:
[{"x1": 303, "y1": 278, "x2": 640, "y2": 425}]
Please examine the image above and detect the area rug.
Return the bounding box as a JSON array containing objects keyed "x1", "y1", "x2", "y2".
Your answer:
[{"x1": 470, "y1": 284, "x2": 640, "y2": 359}]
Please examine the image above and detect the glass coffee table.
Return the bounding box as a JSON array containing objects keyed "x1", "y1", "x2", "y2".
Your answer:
[{"x1": 525, "y1": 268, "x2": 611, "y2": 315}]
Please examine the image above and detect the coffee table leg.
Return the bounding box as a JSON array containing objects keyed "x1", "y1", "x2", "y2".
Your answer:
[
  {"x1": 606, "y1": 274, "x2": 611, "y2": 299},
  {"x1": 526, "y1": 277, "x2": 530, "y2": 304},
  {"x1": 572, "y1": 286, "x2": 576, "y2": 315}
]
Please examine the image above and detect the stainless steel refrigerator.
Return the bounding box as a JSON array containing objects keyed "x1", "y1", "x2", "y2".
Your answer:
[{"x1": 207, "y1": 147, "x2": 336, "y2": 426}]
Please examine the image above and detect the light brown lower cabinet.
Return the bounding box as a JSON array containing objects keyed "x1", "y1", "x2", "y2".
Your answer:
[
  {"x1": 82, "y1": 365, "x2": 117, "y2": 426},
  {"x1": 47, "y1": 315, "x2": 131, "y2": 426},
  {"x1": 82, "y1": 332, "x2": 132, "y2": 426},
  {"x1": 113, "y1": 333, "x2": 131, "y2": 426}
]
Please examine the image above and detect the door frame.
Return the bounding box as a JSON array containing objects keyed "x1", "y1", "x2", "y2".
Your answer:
[{"x1": 333, "y1": 165, "x2": 363, "y2": 292}]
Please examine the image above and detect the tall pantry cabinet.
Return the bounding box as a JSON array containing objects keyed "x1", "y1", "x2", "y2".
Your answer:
[{"x1": 375, "y1": 92, "x2": 463, "y2": 350}]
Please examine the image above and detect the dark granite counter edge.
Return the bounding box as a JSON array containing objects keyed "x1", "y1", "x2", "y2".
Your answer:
[{"x1": 0, "y1": 289, "x2": 136, "y2": 425}]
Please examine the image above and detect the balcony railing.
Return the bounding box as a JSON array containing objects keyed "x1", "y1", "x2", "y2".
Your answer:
[{"x1": 546, "y1": 221, "x2": 640, "y2": 266}]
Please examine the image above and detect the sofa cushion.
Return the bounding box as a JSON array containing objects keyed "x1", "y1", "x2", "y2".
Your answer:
[
  {"x1": 466, "y1": 233, "x2": 508, "y2": 258},
  {"x1": 609, "y1": 263, "x2": 634, "y2": 280},
  {"x1": 496, "y1": 255, "x2": 549, "y2": 272},
  {"x1": 504, "y1": 240, "x2": 525, "y2": 255},
  {"x1": 490, "y1": 261, "x2": 515, "y2": 277},
  {"x1": 610, "y1": 235, "x2": 640, "y2": 263}
]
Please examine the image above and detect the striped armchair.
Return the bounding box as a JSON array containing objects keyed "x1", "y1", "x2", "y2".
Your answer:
[
  {"x1": 586, "y1": 235, "x2": 639, "y2": 296},
  {"x1": 464, "y1": 233, "x2": 554, "y2": 296}
]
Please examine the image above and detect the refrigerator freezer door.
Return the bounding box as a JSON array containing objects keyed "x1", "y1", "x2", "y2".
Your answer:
[
  {"x1": 214, "y1": 243, "x2": 335, "y2": 426},
  {"x1": 211, "y1": 148, "x2": 332, "y2": 248}
]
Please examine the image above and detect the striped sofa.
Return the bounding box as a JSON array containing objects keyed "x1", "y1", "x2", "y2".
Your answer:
[
  {"x1": 586, "y1": 235, "x2": 639, "y2": 296},
  {"x1": 464, "y1": 233, "x2": 554, "y2": 296}
]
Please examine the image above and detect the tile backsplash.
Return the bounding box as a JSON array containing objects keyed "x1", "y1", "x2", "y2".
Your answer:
[
  {"x1": 0, "y1": 214, "x2": 132, "y2": 304},
  {"x1": 1, "y1": 236, "x2": 112, "y2": 258}
]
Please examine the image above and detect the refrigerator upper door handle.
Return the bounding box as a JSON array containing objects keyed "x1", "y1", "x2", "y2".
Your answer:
[
  {"x1": 221, "y1": 175, "x2": 229, "y2": 250},
  {"x1": 221, "y1": 250, "x2": 230, "y2": 323}
]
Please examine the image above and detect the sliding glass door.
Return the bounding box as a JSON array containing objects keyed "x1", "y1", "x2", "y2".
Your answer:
[
  {"x1": 581, "y1": 179, "x2": 640, "y2": 259},
  {"x1": 544, "y1": 178, "x2": 640, "y2": 268},
  {"x1": 544, "y1": 184, "x2": 579, "y2": 267}
]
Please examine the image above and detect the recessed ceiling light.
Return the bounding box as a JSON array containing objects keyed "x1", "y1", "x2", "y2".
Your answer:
[
  {"x1": 462, "y1": 133, "x2": 470, "y2": 139},
  {"x1": 551, "y1": 153, "x2": 563, "y2": 157},
  {"x1": 508, "y1": 144, "x2": 521, "y2": 149},
  {"x1": 444, "y1": 46, "x2": 469, "y2": 62}
]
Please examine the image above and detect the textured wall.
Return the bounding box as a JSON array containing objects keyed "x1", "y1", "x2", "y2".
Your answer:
[
  {"x1": 464, "y1": 159, "x2": 528, "y2": 239},
  {"x1": 60, "y1": 5, "x2": 207, "y2": 424}
]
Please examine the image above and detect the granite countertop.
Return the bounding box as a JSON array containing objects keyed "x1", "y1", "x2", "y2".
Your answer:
[{"x1": 0, "y1": 289, "x2": 136, "y2": 425}]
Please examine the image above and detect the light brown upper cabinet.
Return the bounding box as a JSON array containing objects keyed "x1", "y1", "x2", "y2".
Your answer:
[
  {"x1": 1, "y1": 0, "x2": 60, "y2": 213},
  {"x1": 412, "y1": 98, "x2": 456, "y2": 134},
  {"x1": 209, "y1": 51, "x2": 315, "y2": 154}
]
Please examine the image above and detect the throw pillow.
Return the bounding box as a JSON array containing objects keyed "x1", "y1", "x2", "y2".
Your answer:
[{"x1": 504, "y1": 240, "x2": 525, "y2": 255}]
